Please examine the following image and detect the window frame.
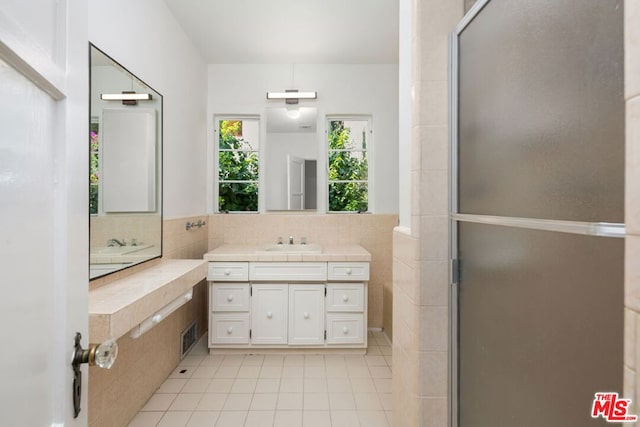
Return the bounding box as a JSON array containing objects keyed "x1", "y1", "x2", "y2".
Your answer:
[
  {"x1": 326, "y1": 115, "x2": 373, "y2": 213},
  {"x1": 214, "y1": 115, "x2": 261, "y2": 213}
]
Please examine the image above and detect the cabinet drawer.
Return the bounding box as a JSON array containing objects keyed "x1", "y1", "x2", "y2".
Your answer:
[
  {"x1": 250, "y1": 262, "x2": 327, "y2": 281},
  {"x1": 210, "y1": 314, "x2": 250, "y2": 344},
  {"x1": 326, "y1": 314, "x2": 364, "y2": 344},
  {"x1": 327, "y1": 262, "x2": 369, "y2": 281},
  {"x1": 326, "y1": 283, "x2": 364, "y2": 312},
  {"x1": 211, "y1": 283, "x2": 250, "y2": 311},
  {"x1": 207, "y1": 262, "x2": 249, "y2": 282}
]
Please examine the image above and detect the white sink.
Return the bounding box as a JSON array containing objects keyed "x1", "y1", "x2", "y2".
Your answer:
[
  {"x1": 257, "y1": 243, "x2": 322, "y2": 254},
  {"x1": 91, "y1": 244, "x2": 153, "y2": 255}
]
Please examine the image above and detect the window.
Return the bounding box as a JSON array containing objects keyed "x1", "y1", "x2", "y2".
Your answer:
[
  {"x1": 217, "y1": 118, "x2": 259, "y2": 212},
  {"x1": 327, "y1": 118, "x2": 370, "y2": 212}
]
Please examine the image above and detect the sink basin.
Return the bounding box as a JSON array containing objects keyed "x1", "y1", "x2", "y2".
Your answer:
[
  {"x1": 91, "y1": 244, "x2": 153, "y2": 255},
  {"x1": 257, "y1": 243, "x2": 322, "y2": 254}
]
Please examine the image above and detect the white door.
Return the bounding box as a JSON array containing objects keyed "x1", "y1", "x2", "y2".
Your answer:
[
  {"x1": 251, "y1": 284, "x2": 288, "y2": 344},
  {"x1": 288, "y1": 284, "x2": 325, "y2": 345},
  {"x1": 287, "y1": 154, "x2": 305, "y2": 210},
  {"x1": 0, "y1": 1, "x2": 88, "y2": 426}
]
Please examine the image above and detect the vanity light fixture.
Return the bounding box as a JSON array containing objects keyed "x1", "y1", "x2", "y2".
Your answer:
[
  {"x1": 100, "y1": 91, "x2": 153, "y2": 105},
  {"x1": 266, "y1": 89, "x2": 317, "y2": 105}
]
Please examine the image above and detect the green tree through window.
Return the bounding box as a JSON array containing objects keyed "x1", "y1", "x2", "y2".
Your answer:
[
  {"x1": 218, "y1": 119, "x2": 259, "y2": 211},
  {"x1": 328, "y1": 119, "x2": 369, "y2": 211}
]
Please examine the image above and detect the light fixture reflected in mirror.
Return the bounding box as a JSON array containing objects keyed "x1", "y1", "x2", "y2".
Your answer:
[{"x1": 286, "y1": 107, "x2": 301, "y2": 119}]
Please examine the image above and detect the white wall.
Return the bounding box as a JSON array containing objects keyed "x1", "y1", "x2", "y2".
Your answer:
[
  {"x1": 398, "y1": 0, "x2": 413, "y2": 227},
  {"x1": 89, "y1": 0, "x2": 208, "y2": 218},
  {"x1": 208, "y1": 64, "x2": 399, "y2": 214}
]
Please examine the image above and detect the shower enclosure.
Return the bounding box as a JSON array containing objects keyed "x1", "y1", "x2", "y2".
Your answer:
[{"x1": 450, "y1": 0, "x2": 625, "y2": 425}]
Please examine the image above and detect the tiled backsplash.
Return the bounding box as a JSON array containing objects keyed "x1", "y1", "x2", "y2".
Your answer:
[{"x1": 208, "y1": 213, "x2": 398, "y2": 330}]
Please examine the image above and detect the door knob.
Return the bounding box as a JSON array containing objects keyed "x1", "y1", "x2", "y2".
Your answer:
[
  {"x1": 303, "y1": 312, "x2": 310, "y2": 319},
  {"x1": 343, "y1": 295, "x2": 349, "y2": 302},
  {"x1": 72, "y1": 332, "x2": 118, "y2": 417},
  {"x1": 267, "y1": 312, "x2": 273, "y2": 319},
  {"x1": 227, "y1": 327, "x2": 233, "y2": 334},
  {"x1": 343, "y1": 327, "x2": 349, "y2": 334},
  {"x1": 227, "y1": 294, "x2": 234, "y2": 302}
]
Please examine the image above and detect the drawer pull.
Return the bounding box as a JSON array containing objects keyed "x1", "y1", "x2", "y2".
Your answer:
[
  {"x1": 303, "y1": 312, "x2": 310, "y2": 319},
  {"x1": 342, "y1": 295, "x2": 349, "y2": 302},
  {"x1": 343, "y1": 327, "x2": 349, "y2": 334},
  {"x1": 227, "y1": 294, "x2": 234, "y2": 302},
  {"x1": 267, "y1": 312, "x2": 273, "y2": 319},
  {"x1": 227, "y1": 327, "x2": 233, "y2": 334},
  {"x1": 224, "y1": 269, "x2": 231, "y2": 276},
  {"x1": 346, "y1": 268, "x2": 352, "y2": 275}
]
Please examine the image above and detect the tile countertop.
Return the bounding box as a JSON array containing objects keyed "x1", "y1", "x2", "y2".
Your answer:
[
  {"x1": 203, "y1": 244, "x2": 372, "y2": 262},
  {"x1": 89, "y1": 259, "x2": 207, "y2": 343}
]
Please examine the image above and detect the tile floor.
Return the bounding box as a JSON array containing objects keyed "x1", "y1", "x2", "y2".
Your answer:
[{"x1": 128, "y1": 331, "x2": 392, "y2": 427}]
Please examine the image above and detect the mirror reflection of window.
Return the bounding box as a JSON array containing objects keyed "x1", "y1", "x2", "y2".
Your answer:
[
  {"x1": 217, "y1": 118, "x2": 260, "y2": 212},
  {"x1": 327, "y1": 117, "x2": 370, "y2": 212}
]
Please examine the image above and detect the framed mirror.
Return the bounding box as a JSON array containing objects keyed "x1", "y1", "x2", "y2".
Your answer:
[
  {"x1": 265, "y1": 107, "x2": 318, "y2": 211},
  {"x1": 89, "y1": 44, "x2": 162, "y2": 279}
]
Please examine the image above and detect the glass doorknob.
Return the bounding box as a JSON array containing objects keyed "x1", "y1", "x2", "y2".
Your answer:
[{"x1": 94, "y1": 338, "x2": 119, "y2": 369}]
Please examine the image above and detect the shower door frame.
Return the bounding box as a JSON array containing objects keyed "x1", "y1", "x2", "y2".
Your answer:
[{"x1": 447, "y1": 1, "x2": 626, "y2": 426}]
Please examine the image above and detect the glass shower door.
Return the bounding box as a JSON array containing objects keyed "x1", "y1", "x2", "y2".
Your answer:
[{"x1": 452, "y1": 0, "x2": 625, "y2": 425}]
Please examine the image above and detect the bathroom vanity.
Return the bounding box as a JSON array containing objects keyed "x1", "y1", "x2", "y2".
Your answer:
[{"x1": 203, "y1": 244, "x2": 371, "y2": 353}]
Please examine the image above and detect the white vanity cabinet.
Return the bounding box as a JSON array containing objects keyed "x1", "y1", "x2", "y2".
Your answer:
[
  {"x1": 288, "y1": 284, "x2": 325, "y2": 345},
  {"x1": 207, "y1": 260, "x2": 369, "y2": 353},
  {"x1": 251, "y1": 284, "x2": 288, "y2": 344}
]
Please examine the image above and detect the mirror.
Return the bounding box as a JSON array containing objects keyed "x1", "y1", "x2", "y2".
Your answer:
[
  {"x1": 89, "y1": 44, "x2": 162, "y2": 279},
  {"x1": 265, "y1": 107, "x2": 318, "y2": 211}
]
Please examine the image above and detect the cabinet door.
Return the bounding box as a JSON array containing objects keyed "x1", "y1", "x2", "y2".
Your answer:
[
  {"x1": 251, "y1": 284, "x2": 288, "y2": 344},
  {"x1": 288, "y1": 284, "x2": 325, "y2": 345}
]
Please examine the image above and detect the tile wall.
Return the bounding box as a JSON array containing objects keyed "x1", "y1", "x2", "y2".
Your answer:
[
  {"x1": 392, "y1": 0, "x2": 463, "y2": 425},
  {"x1": 88, "y1": 215, "x2": 210, "y2": 427},
  {"x1": 207, "y1": 213, "x2": 398, "y2": 334},
  {"x1": 624, "y1": 0, "x2": 640, "y2": 420}
]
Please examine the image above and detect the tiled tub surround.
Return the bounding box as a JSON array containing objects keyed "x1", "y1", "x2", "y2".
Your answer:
[
  {"x1": 204, "y1": 244, "x2": 371, "y2": 353},
  {"x1": 128, "y1": 330, "x2": 392, "y2": 427},
  {"x1": 207, "y1": 214, "x2": 397, "y2": 334}
]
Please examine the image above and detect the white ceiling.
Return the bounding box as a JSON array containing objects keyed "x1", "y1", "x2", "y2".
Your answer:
[{"x1": 162, "y1": 0, "x2": 399, "y2": 64}]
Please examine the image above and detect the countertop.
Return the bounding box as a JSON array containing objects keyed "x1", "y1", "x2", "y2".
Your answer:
[
  {"x1": 203, "y1": 244, "x2": 371, "y2": 262},
  {"x1": 89, "y1": 259, "x2": 207, "y2": 343}
]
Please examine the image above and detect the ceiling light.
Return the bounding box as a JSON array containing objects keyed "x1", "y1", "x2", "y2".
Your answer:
[{"x1": 286, "y1": 108, "x2": 301, "y2": 119}]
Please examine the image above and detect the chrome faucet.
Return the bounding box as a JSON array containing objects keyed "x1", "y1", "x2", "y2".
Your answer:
[
  {"x1": 107, "y1": 238, "x2": 126, "y2": 247},
  {"x1": 289, "y1": 236, "x2": 294, "y2": 245}
]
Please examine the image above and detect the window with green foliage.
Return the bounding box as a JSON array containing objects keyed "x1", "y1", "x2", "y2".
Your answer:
[
  {"x1": 328, "y1": 118, "x2": 369, "y2": 212},
  {"x1": 217, "y1": 118, "x2": 259, "y2": 212},
  {"x1": 89, "y1": 122, "x2": 99, "y2": 215}
]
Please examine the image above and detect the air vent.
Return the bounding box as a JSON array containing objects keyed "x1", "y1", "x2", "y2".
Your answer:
[{"x1": 180, "y1": 321, "x2": 197, "y2": 359}]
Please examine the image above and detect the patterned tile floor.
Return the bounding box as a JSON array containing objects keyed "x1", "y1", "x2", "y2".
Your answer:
[{"x1": 128, "y1": 331, "x2": 392, "y2": 427}]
